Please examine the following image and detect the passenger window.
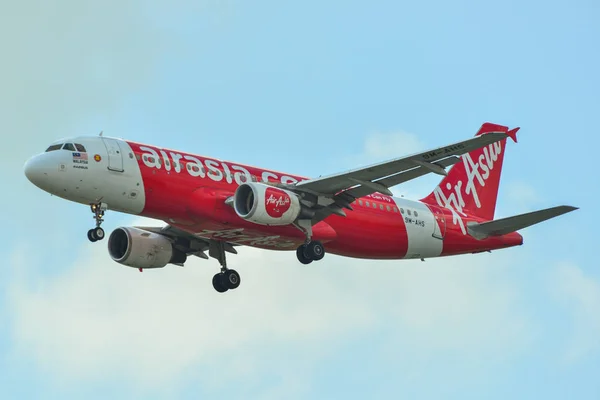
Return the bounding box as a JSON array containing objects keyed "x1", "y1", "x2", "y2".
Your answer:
[
  {"x1": 386, "y1": 205, "x2": 391, "y2": 212},
  {"x1": 62, "y1": 143, "x2": 76, "y2": 151},
  {"x1": 379, "y1": 204, "x2": 384, "y2": 210},
  {"x1": 366, "y1": 201, "x2": 370, "y2": 207},
  {"x1": 359, "y1": 200, "x2": 363, "y2": 206},
  {"x1": 74, "y1": 143, "x2": 86, "y2": 152},
  {"x1": 400, "y1": 208, "x2": 405, "y2": 214},
  {"x1": 45, "y1": 144, "x2": 62, "y2": 152},
  {"x1": 414, "y1": 211, "x2": 419, "y2": 217},
  {"x1": 408, "y1": 209, "x2": 412, "y2": 216},
  {"x1": 393, "y1": 207, "x2": 398, "y2": 213}
]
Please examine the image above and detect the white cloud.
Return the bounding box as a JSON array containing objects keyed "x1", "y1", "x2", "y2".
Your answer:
[
  {"x1": 7, "y1": 218, "x2": 375, "y2": 390},
  {"x1": 6, "y1": 217, "x2": 534, "y2": 395},
  {"x1": 340, "y1": 130, "x2": 425, "y2": 171},
  {"x1": 362, "y1": 131, "x2": 425, "y2": 161},
  {"x1": 550, "y1": 263, "x2": 600, "y2": 363}
]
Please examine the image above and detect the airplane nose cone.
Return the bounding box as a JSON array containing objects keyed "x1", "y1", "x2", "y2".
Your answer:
[{"x1": 24, "y1": 156, "x2": 48, "y2": 187}]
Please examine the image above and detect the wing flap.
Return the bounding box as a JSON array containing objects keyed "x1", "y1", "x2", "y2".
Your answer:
[
  {"x1": 467, "y1": 206, "x2": 579, "y2": 240},
  {"x1": 339, "y1": 156, "x2": 461, "y2": 201}
]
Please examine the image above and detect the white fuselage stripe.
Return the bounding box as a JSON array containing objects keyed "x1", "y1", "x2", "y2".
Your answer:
[{"x1": 393, "y1": 197, "x2": 443, "y2": 259}]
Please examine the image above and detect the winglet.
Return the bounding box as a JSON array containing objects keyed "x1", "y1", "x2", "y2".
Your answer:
[
  {"x1": 475, "y1": 123, "x2": 509, "y2": 136},
  {"x1": 507, "y1": 127, "x2": 519, "y2": 143},
  {"x1": 475, "y1": 123, "x2": 518, "y2": 143}
]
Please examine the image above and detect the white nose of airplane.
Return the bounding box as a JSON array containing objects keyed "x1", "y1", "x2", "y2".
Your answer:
[{"x1": 24, "y1": 155, "x2": 50, "y2": 189}]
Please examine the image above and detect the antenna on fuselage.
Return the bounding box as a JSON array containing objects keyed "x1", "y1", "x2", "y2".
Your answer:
[{"x1": 99, "y1": 130, "x2": 104, "y2": 137}]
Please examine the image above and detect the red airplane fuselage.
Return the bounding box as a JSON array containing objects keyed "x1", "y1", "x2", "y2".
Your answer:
[{"x1": 126, "y1": 140, "x2": 523, "y2": 260}]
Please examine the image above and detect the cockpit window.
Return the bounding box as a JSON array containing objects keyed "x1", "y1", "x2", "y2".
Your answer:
[
  {"x1": 62, "y1": 143, "x2": 76, "y2": 151},
  {"x1": 74, "y1": 143, "x2": 86, "y2": 152},
  {"x1": 45, "y1": 144, "x2": 62, "y2": 152}
]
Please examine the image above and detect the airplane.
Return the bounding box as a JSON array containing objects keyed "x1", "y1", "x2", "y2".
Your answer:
[{"x1": 23, "y1": 123, "x2": 577, "y2": 293}]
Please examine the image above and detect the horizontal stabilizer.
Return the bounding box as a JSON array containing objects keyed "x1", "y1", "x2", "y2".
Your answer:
[{"x1": 467, "y1": 205, "x2": 578, "y2": 240}]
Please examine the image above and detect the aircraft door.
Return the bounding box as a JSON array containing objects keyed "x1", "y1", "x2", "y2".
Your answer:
[
  {"x1": 430, "y1": 205, "x2": 446, "y2": 240},
  {"x1": 102, "y1": 138, "x2": 124, "y2": 172}
]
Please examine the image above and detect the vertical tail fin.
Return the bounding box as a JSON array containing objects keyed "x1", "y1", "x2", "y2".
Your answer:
[{"x1": 421, "y1": 122, "x2": 519, "y2": 221}]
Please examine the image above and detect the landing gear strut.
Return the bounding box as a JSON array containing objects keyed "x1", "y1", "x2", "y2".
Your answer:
[
  {"x1": 87, "y1": 202, "x2": 107, "y2": 242},
  {"x1": 210, "y1": 241, "x2": 241, "y2": 293}
]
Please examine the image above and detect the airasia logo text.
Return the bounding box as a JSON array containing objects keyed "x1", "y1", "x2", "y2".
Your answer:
[
  {"x1": 432, "y1": 142, "x2": 502, "y2": 234},
  {"x1": 138, "y1": 145, "x2": 301, "y2": 186},
  {"x1": 265, "y1": 188, "x2": 291, "y2": 217}
]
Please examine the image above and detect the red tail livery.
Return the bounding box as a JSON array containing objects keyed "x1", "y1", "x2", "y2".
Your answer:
[{"x1": 422, "y1": 123, "x2": 518, "y2": 222}]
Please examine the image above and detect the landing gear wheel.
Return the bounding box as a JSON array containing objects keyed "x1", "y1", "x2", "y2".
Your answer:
[
  {"x1": 87, "y1": 229, "x2": 98, "y2": 242},
  {"x1": 210, "y1": 241, "x2": 242, "y2": 293},
  {"x1": 306, "y1": 241, "x2": 325, "y2": 261},
  {"x1": 296, "y1": 245, "x2": 313, "y2": 265},
  {"x1": 93, "y1": 227, "x2": 105, "y2": 241},
  {"x1": 212, "y1": 273, "x2": 229, "y2": 293},
  {"x1": 224, "y1": 270, "x2": 241, "y2": 289}
]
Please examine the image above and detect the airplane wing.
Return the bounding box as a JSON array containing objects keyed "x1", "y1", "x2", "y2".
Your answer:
[{"x1": 286, "y1": 129, "x2": 511, "y2": 224}]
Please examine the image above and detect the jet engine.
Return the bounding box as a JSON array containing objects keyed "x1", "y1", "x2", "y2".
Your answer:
[
  {"x1": 108, "y1": 227, "x2": 187, "y2": 269},
  {"x1": 233, "y1": 182, "x2": 302, "y2": 226}
]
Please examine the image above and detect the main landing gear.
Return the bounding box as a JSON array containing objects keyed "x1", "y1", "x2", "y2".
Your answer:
[
  {"x1": 296, "y1": 240, "x2": 325, "y2": 264},
  {"x1": 87, "y1": 202, "x2": 107, "y2": 242},
  {"x1": 294, "y1": 219, "x2": 326, "y2": 265},
  {"x1": 211, "y1": 241, "x2": 241, "y2": 293}
]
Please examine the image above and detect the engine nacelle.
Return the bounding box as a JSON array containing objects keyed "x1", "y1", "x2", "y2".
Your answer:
[
  {"x1": 108, "y1": 227, "x2": 187, "y2": 269},
  {"x1": 233, "y1": 182, "x2": 302, "y2": 226}
]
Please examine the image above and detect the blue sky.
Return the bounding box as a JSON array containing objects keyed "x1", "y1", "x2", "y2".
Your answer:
[{"x1": 1, "y1": 0, "x2": 599, "y2": 399}]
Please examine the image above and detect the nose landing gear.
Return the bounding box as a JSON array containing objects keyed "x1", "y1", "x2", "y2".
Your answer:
[{"x1": 87, "y1": 202, "x2": 107, "y2": 242}]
